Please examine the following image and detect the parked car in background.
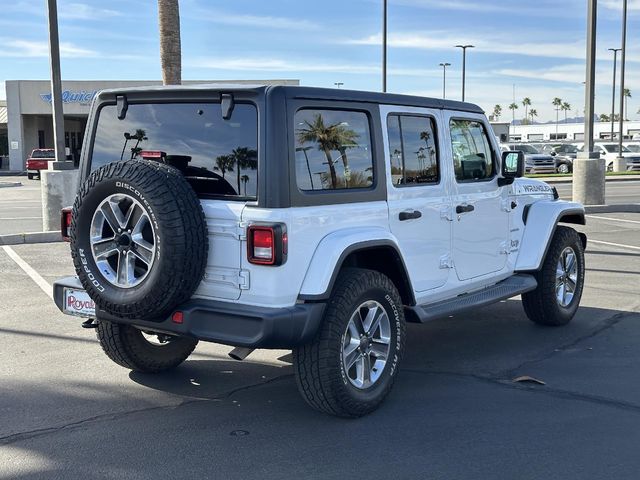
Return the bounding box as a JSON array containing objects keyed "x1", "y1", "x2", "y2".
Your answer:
[
  {"x1": 26, "y1": 148, "x2": 55, "y2": 179},
  {"x1": 538, "y1": 143, "x2": 578, "y2": 174},
  {"x1": 623, "y1": 142, "x2": 640, "y2": 153},
  {"x1": 577, "y1": 143, "x2": 640, "y2": 171},
  {"x1": 501, "y1": 144, "x2": 556, "y2": 174}
]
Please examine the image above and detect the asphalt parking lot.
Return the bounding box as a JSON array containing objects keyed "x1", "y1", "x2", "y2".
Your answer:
[{"x1": 1, "y1": 194, "x2": 640, "y2": 479}]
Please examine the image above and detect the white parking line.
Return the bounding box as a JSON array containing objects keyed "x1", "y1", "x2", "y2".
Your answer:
[
  {"x1": 0, "y1": 217, "x2": 42, "y2": 220},
  {"x1": 1, "y1": 246, "x2": 53, "y2": 299},
  {"x1": 586, "y1": 215, "x2": 640, "y2": 225},
  {"x1": 589, "y1": 239, "x2": 640, "y2": 252}
]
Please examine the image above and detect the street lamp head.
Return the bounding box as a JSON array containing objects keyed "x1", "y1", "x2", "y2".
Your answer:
[
  {"x1": 439, "y1": 62, "x2": 451, "y2": 67},
  {"x1": 455, "y1": 45, "x2": 475, "y2": 49},
  {"x1": 608, "y1": 47, "x2": 622, "y2": 52}
]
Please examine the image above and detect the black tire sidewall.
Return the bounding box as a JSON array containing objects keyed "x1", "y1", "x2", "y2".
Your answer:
[
  {"x1": 548, "y1": 236, "x2": 585, "y2": 321},
  {"x1": 333, "y1": 280, "x2": 404, "y2": 408}
]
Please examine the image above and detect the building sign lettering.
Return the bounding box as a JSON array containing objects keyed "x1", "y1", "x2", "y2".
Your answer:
[{"x1": 40, "y1": 90, "x2": 97, "y2": 105}]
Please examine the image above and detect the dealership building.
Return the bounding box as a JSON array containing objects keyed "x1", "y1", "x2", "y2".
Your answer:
[{"x1": 2, "y1": 79, "x2": 298, "y2": 172}]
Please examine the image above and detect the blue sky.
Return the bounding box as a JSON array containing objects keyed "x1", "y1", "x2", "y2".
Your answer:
[{"x1": 0, "y1": 0, "x2": 638, "y2": 122}]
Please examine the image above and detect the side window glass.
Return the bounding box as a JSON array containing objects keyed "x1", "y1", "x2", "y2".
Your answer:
[
  {"x1": 450, "y1": 119, "x2": 495, "y2": 182},
  {"x1": 387, "y1": 114, "x2": 439, "y2": 186},
  {"x1": 294, "y1": 109, "x2": 373, "y2": 191}
]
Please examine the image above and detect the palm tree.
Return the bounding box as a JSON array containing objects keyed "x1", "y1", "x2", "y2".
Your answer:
[
  {"x1": 297, "y1": 114, "x2": 358, "y2": 188},
  {"x1": 240, "y1": 174, "x2": 250, "y2": 195},
  {"x1": 130, "y1": 129, "x2": 148, "y2": 159},
  {"x1": 529, "y1": 109, "x2": 538, "y2": 124},
  {"x1": 522, "y1": 98, "x2": 531, "y2": 124},
  {"x1": 231, "y1": 147, "x2": 258, "y2": 194},
  {"x1": 493, "y1": 104, "x2": 502, "y2": 121},
  {"x1": 552, "y1": 97, "x2": 563, "y2": 137},
  {"x1": 508, "y1": 103, "x2": 518, "y2": 124},
  {"x1": 158, "y1": 0, "x2": 181, "y2": 85},
  {"x1": 561, "y1": 102, "x2": 571, "y2": 124},
  {"x1": 624, "y1": 88, "x2": 631, "y2": 121},
  {"x1": 214, "y1": 154, "x2": 234, "y2": 179},
  {"x1": 599, "y1": 113, "x2": 610, "y2": 122}
]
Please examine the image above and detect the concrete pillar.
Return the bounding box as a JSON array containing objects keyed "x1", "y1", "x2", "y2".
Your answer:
[
  {"x1": 612, "y1": 156, "x2": 626, "y2": 172},
  {"x1": 573, "y1": 153, "x2": 606, "y2": 205},
  {"x1": 41, "y1": 169, "x2": 79, "y2": 231}
]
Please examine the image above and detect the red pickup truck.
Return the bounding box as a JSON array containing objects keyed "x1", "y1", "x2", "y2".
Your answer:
[{"x1": 26, "y1": 149, "x2": 55, "y2": 179}]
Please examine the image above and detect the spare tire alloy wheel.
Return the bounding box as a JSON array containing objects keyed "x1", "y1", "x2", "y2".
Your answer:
[
  {"x1": 71, "y1": 160, "x2": 208, "y2": 320},
  {"x1": 90, "y1": 193, "x2": 156, "y2": 288}
]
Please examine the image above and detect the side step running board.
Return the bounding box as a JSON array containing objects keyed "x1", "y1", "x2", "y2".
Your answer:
[{"x1": 405, "y1": 274, "x2": 537, "y2": 323}]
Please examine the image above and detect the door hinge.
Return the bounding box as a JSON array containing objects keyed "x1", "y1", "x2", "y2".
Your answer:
[
  {"x1": 237, "y1": 221, "x2": 248, "y2": 241},
  {"x1": 203, "y1": 268, "x2": 250, "y2": 289},
  {"x1": 440, "y1": 205, "x2": 453, "y2": 222},
  {"x1": 439, "y1": 254, "x2": 454, "y2": 269},
  {"x1": 499, "y1": 241, "x2": 510, "y2": 255},
  {"x1": 501, "y1": 199, "x2": 512, "y2": 212}
]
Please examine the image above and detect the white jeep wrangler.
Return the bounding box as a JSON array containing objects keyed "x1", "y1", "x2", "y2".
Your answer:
[{"x1": 54, "y1": 85, "x2": 586, "y2": 417}]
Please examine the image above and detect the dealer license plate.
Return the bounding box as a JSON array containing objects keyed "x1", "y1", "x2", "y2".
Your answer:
[{"x1": 63, "y1": 288, "x2": 96, "y2": 318}]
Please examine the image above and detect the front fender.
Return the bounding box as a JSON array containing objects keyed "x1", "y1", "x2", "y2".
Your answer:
[
  {"x1": 299, "y1": 227, "x2": 401, "y2": 299},
  {"x1": 515, "y1": 200, "x2": 585, "y2": 271}
]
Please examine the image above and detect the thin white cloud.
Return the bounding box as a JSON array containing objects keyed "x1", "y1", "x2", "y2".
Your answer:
[
  {"x1": 187, "y1": 56, "x2": 438, "y2": 76},
  {"x1": 59, "y1": 3, "x2": 123, "y2": 20},
  {"x1": 347, "y1": 32, "x2": 588, "y2": 60},
  {"x1": 0, "y1": 39, "x2": 96, "y2": 58},
  {"x1": 188, "y1": 9, "x2": 320, "y2": 31},
  {"x1": 600, "y1": 0, "x2": 640, "y2": 10}
]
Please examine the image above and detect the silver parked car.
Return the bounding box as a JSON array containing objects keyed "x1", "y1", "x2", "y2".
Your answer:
[{"x1": 502, "y1": 144, "x2": 556, "y2": 174}]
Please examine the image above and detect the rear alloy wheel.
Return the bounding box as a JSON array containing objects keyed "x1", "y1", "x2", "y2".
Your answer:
[
  {"x1": 293, "y1": 268, "x2": 405, "y2": 418},
  {"x1": 97, "y1": 319, "x2": 198, "y2": 373},
  {"x1": 557, "y1": 163, "x2": 570, "y2": 174}
]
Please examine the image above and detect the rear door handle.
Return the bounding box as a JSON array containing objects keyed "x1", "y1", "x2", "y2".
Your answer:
[
  {"x1": 455, "y1": 204, "x2": 475, "y2": 214},
  {"x1": 399, "y1": 210, "x2": 422, "y2": 221}
]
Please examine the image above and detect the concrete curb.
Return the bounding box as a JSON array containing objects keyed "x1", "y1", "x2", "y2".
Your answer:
[
  {"x1": 584, "y1": 204, "x2": 640, "y2": 214},
  {"x1": 0, "y1": 231, "x2": 63, "y2": 246},
  {"x1": 0, "y1": 171, "x2": 26, "y2": 177},
  {"x1": 0, "y1": 182, "x2": 22, "y2": 188}
]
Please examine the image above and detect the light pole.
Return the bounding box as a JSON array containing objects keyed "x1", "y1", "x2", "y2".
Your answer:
[
  {"x1": 573, "y1": 0, "x2": 605, "y2": 206},
  {"x1": 334, "y1": 82, "x2": 344, "y2": 89},
  {"x1": 455, "y1": 45, "x2": 474, "y2": 102},
  {"x1": 608, "y1": 48, "x2": 621, "y2": 140},
  {"x1": 46, "y1": 0, "x2": 66, "y2": 167},
  {"x1": 382, "y1": 0, "x2": 387, "y2": 92},
  {"x1": 439, "y1": 62, "x2": 451, "y2": 99},
  {"x1": 616, "y1": 0, "x2": 628, "y2": 170}
]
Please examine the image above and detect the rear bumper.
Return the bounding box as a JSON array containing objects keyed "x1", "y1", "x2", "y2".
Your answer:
[{"x1": 53, "y1": 276, "x2": 325, "y2": 349}]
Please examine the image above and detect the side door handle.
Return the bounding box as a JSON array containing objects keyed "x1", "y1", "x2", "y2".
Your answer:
[
  {"x1": 399, "y1": 210, "x2": 422, "y2": 221},
  {"x1": 455, "y1": 204, "x2": 475, "y2": 214}
]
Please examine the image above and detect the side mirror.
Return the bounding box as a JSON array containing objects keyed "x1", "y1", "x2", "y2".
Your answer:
[
  {"x1": 550, "y1": 151, "x2": 557, "y2": 156},
  {"x1": 499, "y1": 150, "x2": 524, "y2": 186}
]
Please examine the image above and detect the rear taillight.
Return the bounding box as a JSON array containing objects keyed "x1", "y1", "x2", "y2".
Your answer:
[
  {"x1": 61, "y1": 207, "x2": 72, "y2": 241},
  {"x1": 247, "y1": 224, "x2": 287, "y2": 266}
]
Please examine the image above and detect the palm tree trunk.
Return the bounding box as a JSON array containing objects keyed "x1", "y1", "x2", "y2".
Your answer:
[
  {"x1": 158, "y1": 0, "x2": 181, "y2": 85},
  {"x1": 323, "y1": 148, "x2": 337, "y2": 188}
]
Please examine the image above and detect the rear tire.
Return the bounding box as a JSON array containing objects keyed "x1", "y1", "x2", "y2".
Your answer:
[
  {"x1": 293, "y1": 268, "x2": 405, "y2": 418},
  {"x1": 522, "y1": 226, "x2": 585, "y2": 326},
  {"x1": 27, "y1": 173, "x2": 34, "y2": 180},
  {"x1": 96, "y1": 319, "x2": 198, "y2": 373}
]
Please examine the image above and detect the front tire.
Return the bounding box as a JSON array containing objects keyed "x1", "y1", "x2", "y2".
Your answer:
[
  {"x1": 96, "y1": 319, "x2": 198, "y2": 373},
  {"x1": 522, "y1": 226, "x2": 585, "y2": 326},
  {"x1": 293, "y1": 268, "x2": 405, "y2": 418}
]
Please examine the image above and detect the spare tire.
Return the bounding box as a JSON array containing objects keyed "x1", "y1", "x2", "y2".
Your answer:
[{"x1": 70, "y1": 160, "x2": 208, "y2": 320}]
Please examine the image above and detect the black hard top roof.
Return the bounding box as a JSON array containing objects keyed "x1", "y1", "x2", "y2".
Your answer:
[
  {"x1": 96, "y1": 84, "x2": 484, "y2": 114},
  {"x1": 277, "y1": 85, "x2": 484, "y2": 114}
]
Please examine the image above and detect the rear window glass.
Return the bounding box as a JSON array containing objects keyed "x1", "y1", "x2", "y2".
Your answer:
[
  {"x1": 91, "y1": 103, "x2": 258, "y2": 199},
  {"x1": 32, "y1": 150, "x2": 55, "y2": 159},
  {"x1": 294, "y1": 109, "x2": 373, "y2": 191}
]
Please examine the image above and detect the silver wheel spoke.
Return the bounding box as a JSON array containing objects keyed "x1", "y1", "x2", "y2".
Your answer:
[
  {"x1": 92, "y1": 237, "x2": 118, "y2": 259},
  {"x1": 132, "y1": 239, "x2": 154, "y2": 265},
  {"x1": 370, "y1": 343, "x2": 388, "y2": 360},
  {"x1": 555, "y1": 246, "x2": 579, "y2": 308},
  {"x1": 344, "y1": 346, "x2": 361, "y2": 371},
  {"x1": 362, "y1": 304, "x2": 379, "y2": 333},
  {"x1": 116, "y1": 251, "x2": 136, "y2": 286},
  {"x1": 361, "y1": 355, "x2": 372, "y2": 385}
]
